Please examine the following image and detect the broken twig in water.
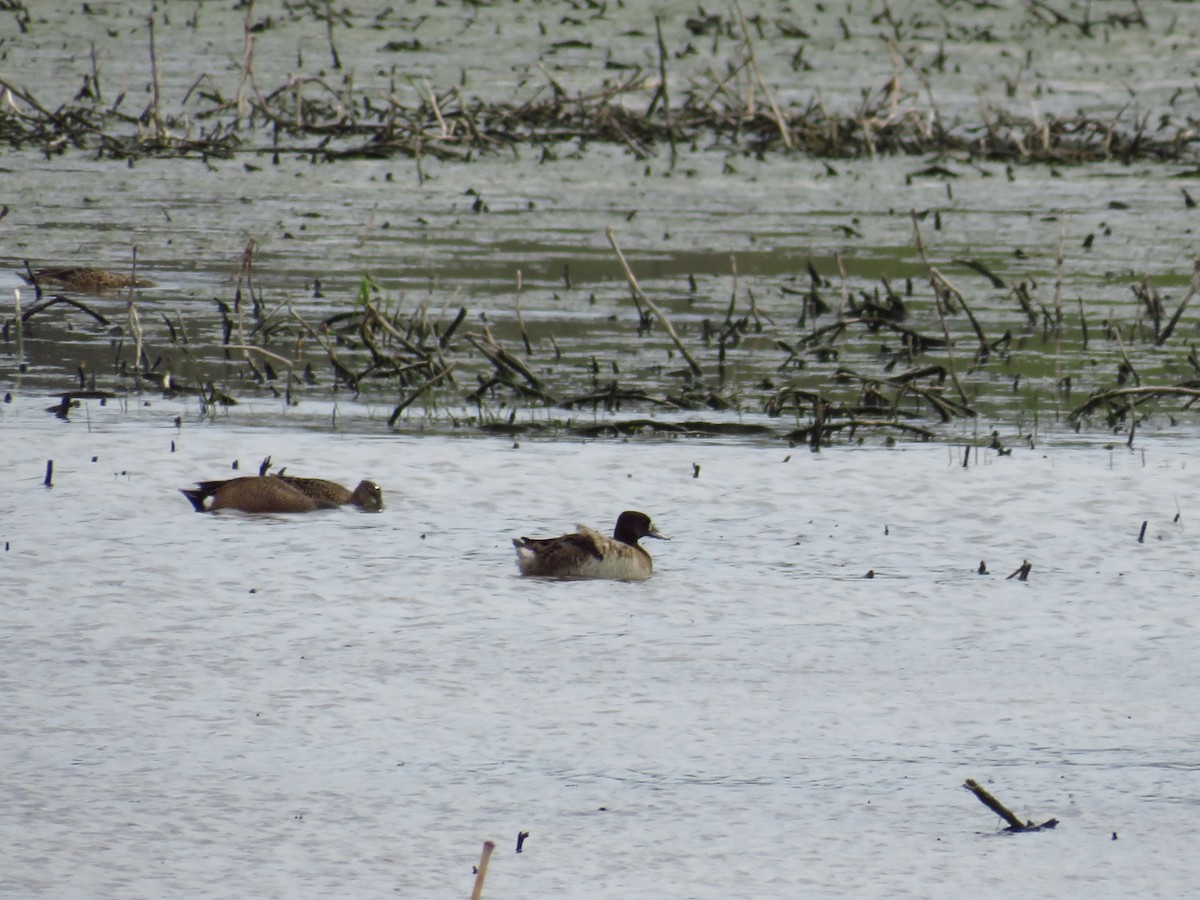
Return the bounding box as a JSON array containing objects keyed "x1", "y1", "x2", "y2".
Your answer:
[
  {"x1": 963, "y1": 778, "x2": 1058, "y2": 833},
  {"x1": 606, "y1": 227, "x2": 702, "y2": 377},
  {"x1": 1006, "y1": 560, "x2": 1032, "y2": 581},
  {"x1": 1155, "y1": 256, "x2": 1200, "y2": 347}
]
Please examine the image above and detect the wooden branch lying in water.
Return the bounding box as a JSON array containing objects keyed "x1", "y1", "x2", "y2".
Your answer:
[
  {"x1": 963, "y1": 778, "x2": 1058, "y2": 833},
  {"x1": 1068, "y1": 385, "x2": 1200, "y2": 423},
  {"x1": 785, "y1": 417, "x2": 936, "y2": 444}
]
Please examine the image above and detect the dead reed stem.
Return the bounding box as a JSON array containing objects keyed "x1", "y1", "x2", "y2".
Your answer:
[
  {"x1": 236, "y1": 0, "x2": 255, "y2": 123},
  {"x1": 12, "y1": 289, "x2": 23, "y2": 359},
  {"x1": 514, "y1": 269, "x2": 531, "y2": 355},
  {"x1": 323, "y1": 0, "x2": 342, "y2": 70},
  {"x1": 1070, "y1": 385, "x2": 1200, "y2": 422},
  {"x1": 1053, "y1": 213, "x2": 1065, "y2": 322},
  {"x1": 963, "y1": 779, "x2": 1024, "y2": 829},
  {"x1": 653, "y1": 16, "x2": 676, "y2": 165},
  {"x1": 387, "y1": 363, "x2": 456, "y2": 427},
  {"x1": 605, "y1": 227, "x2": 702, "y2": 377},
  {"x1": 224, "y1": 344, "x2": 294, "y2": 371},
  {"x1": 146, "y1": 16, "x2": 166, "y2": 140},
  {"x1": 469, "y1": 840, "x2": 495, "y2": 900},
  {"x1": 127, "y1": 245, "x2": 144, "y2": 385},
  {"x1": 1111, "y1": 326, "x2": 1140, "y2": 387},
  {"x1": 1156, "y1": 256, "x2": 1200, "y2": 346},
  {"x1": 910, "y1": 213, "x2": 969, "y2": 405},
  {"x1": 732, "y1": 0, "x2": 792, "y2": 149},
  {"x1": 928, "y1": 265, "x2": 988, "y2": 353}
]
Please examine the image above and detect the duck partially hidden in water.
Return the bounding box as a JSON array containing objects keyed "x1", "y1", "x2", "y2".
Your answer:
[
  {"x1": 512, "y1": 511, "x2": 667, "y2": 581},
  {"x1": 18, "y1": 267, "x2": 154, "y2": 293},
  {"x1": 181, "y1": 475, "x2": 384, "y2": 514}
]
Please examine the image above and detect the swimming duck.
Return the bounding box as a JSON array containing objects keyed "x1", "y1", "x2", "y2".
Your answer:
[
  {"x1": 512, "y1": 510, "x2": 667, "y2": 581},
  {"x1": 272, "y1": 474, "x2": 384, "y2": 512},
  {"x1": 18, "y1": 267, "x2": 154, "y2": 293},
  {"x1": 181, "y1": 475, "x2": 383, "y2": 514}
]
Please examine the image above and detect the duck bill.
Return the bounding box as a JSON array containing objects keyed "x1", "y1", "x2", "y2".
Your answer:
[{"x1": 648, "y1": 525, "x2": 670, "y2": 541}]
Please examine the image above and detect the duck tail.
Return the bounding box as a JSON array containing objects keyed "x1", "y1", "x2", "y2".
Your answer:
[
  {"x1": 180, "y1": 481, "x2": 221, "y2": 512},
  {"x1": 180, "y1": 488, "x2": 207, "y2": 512}
]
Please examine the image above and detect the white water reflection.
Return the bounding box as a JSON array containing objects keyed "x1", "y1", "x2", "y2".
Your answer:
[{"x1": 1, "y1": 395, "x2": 1197, "y2": 896}]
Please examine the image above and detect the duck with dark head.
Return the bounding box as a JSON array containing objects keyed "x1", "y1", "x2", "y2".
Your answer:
[{"x1": 512, "y1": 510, "x2": 668, "y2": 581}]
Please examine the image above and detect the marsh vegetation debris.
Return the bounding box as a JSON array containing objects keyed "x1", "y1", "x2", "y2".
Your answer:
[
  {"x1": 7, "y1": 235, "x2": 1200, "y2": 447},
  {"x1": 3, "y1": 4, "x2": 1200, "y2": 446},
  {"x1": 0, "y1": 4, "x2": 1193, "y2": 167}
]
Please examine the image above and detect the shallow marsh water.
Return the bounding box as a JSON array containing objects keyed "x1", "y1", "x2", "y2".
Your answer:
[
  {"x1": 2, "y1": 396, "x2": 1200, "y2": 896},
  {"x1": 3, "y1": 3, "x2": 1200, "y2": 896},
  {"x1": 3, "y1": 2, "x2": 1200, "y2": 436}
]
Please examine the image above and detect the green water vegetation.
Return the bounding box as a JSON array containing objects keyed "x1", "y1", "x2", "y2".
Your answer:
[
  {"x1": 6, "y1": 231, "x2": 1200, "y2": 448},
  {"x1": 3, "y1": 2, "x2": 1199, "y2": 446}
]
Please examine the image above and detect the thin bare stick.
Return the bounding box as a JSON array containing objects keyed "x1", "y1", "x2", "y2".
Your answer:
[
  {"x1": 963, "y1": 779, "x2": 1024, "y2": 829},
  {"x1": 89, "y1": 40, "x2": 103, "y2": 104},
  {"x1": 732, "y1": 0, "x2": 792, "y2": 149},
  {"x1": 387, "y1": 363, "x2": 457, "y2": 427},
  {"x1": 420, "y1": 78, "x2": 449, "y2": 137},
  {"x1": 1053, "y1": 213, "x2": 1065, "y2": 322},
  {"x1": 653, "y1": 16, "x2": 676, "y2": 165},
  {"x1": 224, "y1": 344, "x2": 295, "y2": 370},
  {"x1": 1156, "y1": 256, "x2": 1200, "y2": 346},
  {"x1": 1069, "y1": 385, "x2": 1200, "y2": 421},
  {"x1": 911, "y1": 213, "x2": 969, "y2": 405},
  {"x1": 12, "y1": 288, "x2": 23, "y2": 359},
  {"x1": 127, "y1": 245, "x2": 144, "y2": 384},
  {"x1": 1111, "y1": 325, "x2": 1140, "y2": 387},
  {"x1": 606, "y1": 227, "x2": 702, "y2": 376},
  {"x1": 514, "y1": 269, "x2": 532, "y2": 355},
  {"x1": 928, "y1": 264, "x2": 988, "y2": 352},
  {"x1": 470, "y1": 840, "x2": 495, "y2": 900},
  {"x1": 235, "y1": 0, "x2": 255, "y2": 123},
  {"x1": 834, "y1": 252, "x2": 850, "y2": 318},
  {"x1": 146, "y1": 16, "x2": 166, "y2": 140},
  {"x1": 323, "y1": 0, "x2": 342, "y2": 70},
  {"x1": 289, "y1": 303, "x2": 358, "y2": 387}
]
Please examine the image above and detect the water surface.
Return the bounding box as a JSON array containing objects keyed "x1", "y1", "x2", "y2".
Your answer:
[{"x1": 1, "y1": 396, "x2": 1197, "y2": 896}]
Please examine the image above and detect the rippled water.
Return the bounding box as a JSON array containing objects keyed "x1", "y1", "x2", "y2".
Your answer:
[
  {"x1": 4, "y1": 4, "x2": 1200, "y2": 895},
  {"x1": 4, "y1": 2, "x2": 1200, "y2": 440},
  {"x1": 2, "y1": 395, "x2": 1198, "y2": 896}
]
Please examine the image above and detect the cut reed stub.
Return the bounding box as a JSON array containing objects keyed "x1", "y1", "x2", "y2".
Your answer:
[
  {"x1": 1006, "y1": 560, "x2": 1032, "y2": 581},
  {"x1": 470, "y1": 840, "x2": 495, "y2": 900}
]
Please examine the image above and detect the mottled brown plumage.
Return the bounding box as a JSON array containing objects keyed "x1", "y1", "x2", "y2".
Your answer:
[
  {"x1": 18, "y1": 267, "x2": 154, "y2": 293},
  {"x1": 272, "y1": 475, "x2": 384, "y2": 512},
  {"x1": 181, "y1": 475, "x2": 383, "y2": 514},
  {"x1": 513, "y1": 511, "x2": 667, "y2": 580},
  {"x1": 181, "y1": 476, "x2": 327, "y2": 514}
]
